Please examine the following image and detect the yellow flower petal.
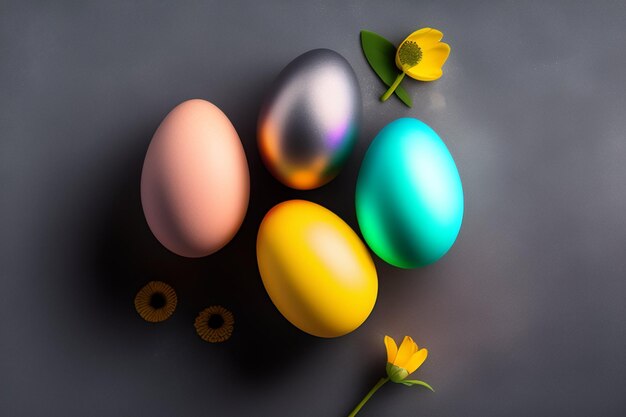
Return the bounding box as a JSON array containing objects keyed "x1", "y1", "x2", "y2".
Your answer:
[
  {"x1": 405, "y1": 42, "x2": 450, "y2": 81},
  {"x1": 394, "y1": 336, "x2": 418, "y2": 368},
  {"x1": 404, "y1": 28, "x2": 444, "y2": 49},
  {"x1": 384, "y1": 335, "x2": 398, "y2": 364},
  {"x1": 406, "y1": 67, "x2": 442, "y2": 81},
  {"x1": 420, "y1": 42, "x2": 451, "y2": 69},
  {"x1": 404, "y1": 348, "x2": 428, "y2": 374}
]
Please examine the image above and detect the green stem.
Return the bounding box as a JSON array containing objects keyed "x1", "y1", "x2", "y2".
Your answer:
[
  {"x1": 347, "y1": 377, "x2": 389, "y2": 417},
  {"x1": 380, "y1": 72, "x2": 405, "y2": 102}
]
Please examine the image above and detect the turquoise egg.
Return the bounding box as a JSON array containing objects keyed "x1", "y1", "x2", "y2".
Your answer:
[{"x1": 355, "y1": 118, "x2": 464, "y2": 268}]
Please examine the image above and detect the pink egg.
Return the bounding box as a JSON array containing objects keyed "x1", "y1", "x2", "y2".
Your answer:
[{"x1": 141, "y1": 99, "x2": 250, "y2": 258}]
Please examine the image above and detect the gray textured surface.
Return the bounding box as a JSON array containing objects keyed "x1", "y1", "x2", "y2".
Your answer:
[{"x1": 1, "y1": 1, "x2": 625, "y2": 416}]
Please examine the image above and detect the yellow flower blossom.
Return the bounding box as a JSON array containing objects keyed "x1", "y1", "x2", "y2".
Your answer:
[
  {"x1": 381, "y1": 28, "x2": 451, "y2": 102},
  {"x1": 384, "y1": 335, "x2": 429, "y2": 383},
  {"x1": 396, "y1": 28, "x2": 450, "y2": 81},
  {"x1": 347, "y1": 335, "x2": 433, "y2": 417},
  {"x1": 134, "y1": 281, "x2": 177, "y2": 323}
]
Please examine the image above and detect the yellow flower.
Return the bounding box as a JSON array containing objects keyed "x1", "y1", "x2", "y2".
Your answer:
[
  {"x1": 134, "y1": 281, "x2": 177, "y2": 323},
  {"x1": 384, "y1": 335, "x2": 429, "y2": 383},
  {"x1": 194, "y1": 305, "x2": 235, "y2": 343},
  {"x1": 395, "y1": 28, "x2": 450, "y2": 81},
  {"x1": 347, "y1": 335, "x2": 433, "y2": 417},
  {"x1": 380, "y1": 27, "x2": 450, "y2": 102}
]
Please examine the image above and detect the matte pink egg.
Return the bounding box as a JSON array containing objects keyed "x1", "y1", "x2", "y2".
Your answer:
[{"x1": 141, "y1": 99, "x2": 250, "y2": 258}]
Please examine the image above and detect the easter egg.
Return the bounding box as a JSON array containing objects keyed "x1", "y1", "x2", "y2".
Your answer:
[
  {"x1": 355, "y1": 118, "x2": 464, "y2": 268},
  {"x1": 141, "y1": 99, "x2": 250, "y2": 258},
  {"x1": 258, "y1": 49, "x2": 361, "y2": 190},
  {"x1": 256, "y1": 200, "x2": 377, "y2": 338}
]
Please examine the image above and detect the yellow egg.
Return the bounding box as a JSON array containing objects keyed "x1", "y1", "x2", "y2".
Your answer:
[{"x1": 256, "y1": 200, "x2": 378, "y2": 338}]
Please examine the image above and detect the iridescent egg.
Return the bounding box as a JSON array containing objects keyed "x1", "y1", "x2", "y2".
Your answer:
[{"x1": 258, "y1": 49, "x2": 361, "y2": 190}]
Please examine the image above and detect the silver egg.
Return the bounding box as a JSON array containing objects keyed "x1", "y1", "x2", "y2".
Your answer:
[{"x1": 258, "y1": 49, "x2": 362, "y2": 190}]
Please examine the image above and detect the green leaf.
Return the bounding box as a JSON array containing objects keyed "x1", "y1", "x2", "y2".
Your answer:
[
  {"x1": 402, "y1": 379, "x2": 435, "y2": 392},
  {"x1": 360, "y1": 30, "x2": 412, "y2": 107}
]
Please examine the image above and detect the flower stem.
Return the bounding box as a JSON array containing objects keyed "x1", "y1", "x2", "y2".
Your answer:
[
  {"x1": 347, "y1": 377, "x2": 389, "y2": 417},
  {"x1": 380, "y1": 73, "x2": 405, "y2": 102}
]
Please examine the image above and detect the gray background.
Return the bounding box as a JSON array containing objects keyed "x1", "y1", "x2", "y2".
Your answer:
[{"x1": 1, "y1": 1, "x2": 625, "y2": 416}]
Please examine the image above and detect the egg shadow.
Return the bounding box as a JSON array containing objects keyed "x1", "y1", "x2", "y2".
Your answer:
[
  {"x1": 74, "y1": 116, "x2": 182, "y2": 336},
  {"x1": 215, "y1": 72, "x2": 331, "y2": 375},
  {"x1": 77, "y1": 95, "x2": 317, "y2": 380}
]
